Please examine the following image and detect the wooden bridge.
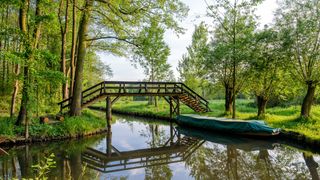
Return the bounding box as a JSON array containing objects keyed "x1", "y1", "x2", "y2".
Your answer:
[{"x1": 58, "y1": 81, "x2": 210, "y2": 124}]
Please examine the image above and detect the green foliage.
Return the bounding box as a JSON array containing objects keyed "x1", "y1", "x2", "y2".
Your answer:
[
  {"x1": 0, "y1": 117, "x2": 16, "y2": 137},
  {"x1": 83, "y1": 51, "x2": 113, "y2": 88},
  {"x1": 206, "y1": 0, "x2": 260, "y2": 91},
  {"x1": 178, "y1": 22, "x2": 211, "y2": 97},
  {"x1": 275, "y1": 0, "x2": 320, "y2": 84},
  {"x1": 133, "y1": 20, "x2": 173, "y2": 82}
]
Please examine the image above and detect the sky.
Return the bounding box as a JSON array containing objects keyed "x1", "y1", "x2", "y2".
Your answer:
[{"x1": 98, "y1": 0, "x2": 278, "y2": 81}]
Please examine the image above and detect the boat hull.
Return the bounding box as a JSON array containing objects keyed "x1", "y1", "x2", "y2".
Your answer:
[{"x1": 176, "y1": 114, "x2": 280, "y2": 137}]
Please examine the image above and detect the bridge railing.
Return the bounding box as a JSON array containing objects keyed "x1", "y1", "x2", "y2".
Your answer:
[
  {"x1": 58, "y1": 81, "x2": 210, "y2": 112},
  {"x1": 179, "y1": 83, "x2": 210, "y2": 111}
]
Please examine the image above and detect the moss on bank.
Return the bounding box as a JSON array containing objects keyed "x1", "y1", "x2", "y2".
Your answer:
[
  {"x1": 0, "y1": 109, "x2": 107, "y2": 141},
  {"x1": 93, "y1": 99, "x2": 320, "y2": 141}
]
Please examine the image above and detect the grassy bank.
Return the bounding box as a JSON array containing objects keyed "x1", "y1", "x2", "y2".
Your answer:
[
  {"x1": 0, "y1": 109, "x2": 107, "y2": 140},
  {"x1": 93, "y1": 99, "x2": 320, "y2": 140}
]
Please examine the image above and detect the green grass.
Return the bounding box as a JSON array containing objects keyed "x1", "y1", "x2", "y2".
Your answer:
[
  {"x1": 93, "y1": 99, "x2": 320, "y2": 141},
  {"x1": 0, "y1": 109, "x2": 107, "y2": 139}
]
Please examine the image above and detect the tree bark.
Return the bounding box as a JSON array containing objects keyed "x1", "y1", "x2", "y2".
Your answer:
[
  {"x1": 257, "y1": 95, "x2": 268, "y2": 117},
  {"x1": 232, "y1": 0, "x2": 237, "y2": 119},
  {"x1": 10, "y1": 64, "x2": 20, "y2": 117},
  {"x1": 33, "y1": 0, "x2": 41, "y2": 48},
  {"x1": 59, "y1": 0, "x2": 69, "y2": 100},
  {"x1": 225, "y1": 84, "x2": 233, "y2": 114},
  {"x1": 70, "y1": 0, "x2": 93, "y2": 116},
  {"x1": 69, "y1": 0, "x2": 77, "y2": 97},
  {"x1": 0, "y1": 43, "x2": 2, "y2": 95},
  {"x1": 301, "y1": 82, "x2": 316, "y2": 118},
  {"x1": 16, "y1": 0, "x2": 30, "y2": 125}
]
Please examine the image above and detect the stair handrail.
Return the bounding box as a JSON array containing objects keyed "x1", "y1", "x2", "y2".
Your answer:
[
  {"x1": 179, "y1": 83, "x2": 210, "y2": 111},
  {"x1": 58, "y1": 81, "x2": 105, "y2": 109}
]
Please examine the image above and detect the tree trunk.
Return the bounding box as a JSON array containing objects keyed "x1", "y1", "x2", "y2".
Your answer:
[
  {"x1": 16, "y1": 0, "x2": 29, "y2": 126},
  {"x1": 257, "y1": 95, "x2": 268, "y2": 117},
  {"x1": 301, "y1": 82, "x2": 316, "y2": 118},
  {"x1": 225, "y1": 84, "x2": 233, "y2": 114},
  {"x1": 148, "y1": 96, "x2": 153, "y2": 105},
  {"x1": 33, "y1": 0, "x2": 41, "y2": 48},
  {"x1": 69, "y1": 0, "x2": 77, "y2": 97},
  {"x1": 154, "y1": 97, "x2": 158, "y2": 107},
  {"x1": 232, "y1": 0, "x2": 237, "y2": 119},
  {"x1": 17, "y1": 0, "x2": 41, "y2": 128},
  {"x1": 70, "y1": 0, "x2": 93, "y2": 116},
  {"x1": 10, "y1": 64, "x2": 20, "y2": 117},
  {"x1": 59, "y1": 0, "x2": 69, "y2": 100}
]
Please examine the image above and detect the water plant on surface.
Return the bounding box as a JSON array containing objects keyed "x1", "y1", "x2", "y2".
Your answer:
[{"x1": 31, "y1": 153, "x2": 56, "y2": 180}]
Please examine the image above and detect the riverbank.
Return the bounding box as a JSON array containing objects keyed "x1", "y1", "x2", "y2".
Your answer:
[
  {"x1": 92, "y1": 99, "x2": 320, "y2": 142},
  {"x1": 0, "y1": 109, "x2": 108, "y2": 146},
  {"x1": 88, "y1": 105, "x2": 320, "y2": 153}
]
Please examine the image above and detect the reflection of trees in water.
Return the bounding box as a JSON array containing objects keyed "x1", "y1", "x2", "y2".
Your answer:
[
  {"x1": 143, "y1": 124, "x2": 173, "y2": 180},
  {"x1": 185, "y1": 142, "x2": 319, "y2": 179},
  {"x1": 303, "y1": 152, "x2": 319, "y2": 180},
  {"x1": 0, "y1": 137, "x2": 102, "y2": 180}
]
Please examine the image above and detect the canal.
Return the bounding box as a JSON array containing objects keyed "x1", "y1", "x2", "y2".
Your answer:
[{"x1": 0, "y1": 114, "x2": 319, "y2": 179}]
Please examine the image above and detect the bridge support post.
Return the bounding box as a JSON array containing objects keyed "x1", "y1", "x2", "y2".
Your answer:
[
  {"x1": 106, "y1": 126, "x2": 112, "y2": 157},
  {"x1": 176, "y1": 97, "x2": 180, "y2": 115},
  {"x1": 169, "y1": 97, "x2": 173, "y2": 119},
  {"x1": 106, "y1": 96, "x2": 112, "y2": 127},
  {"x1": 168, "y1": 96, "x2": 180, "y2": 119},
  {"x1": 170, "y1": 122, "x2": 174, "y2": 144}
]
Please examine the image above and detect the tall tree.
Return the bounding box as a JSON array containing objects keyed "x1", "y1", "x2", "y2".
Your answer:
[
  {"x1": 16, "y1": 0, "x2": 32, "y2": 127},
  {"x1": 70, "y1": 0, "x2": 93, "y2": 116},
  {"x1": 178, "y1": 22, "x2": 210, "y2": 98},
  {"x1": 249, "y1": 27, "x2": 286, "y2": 117},
  {"x1": 69, "y1": 0, "x2": 77, "y2": 98},
  {"x1": 58, "y1": 0, "x2": 69, "y2": 99},
  {"x1": 276, "y1": 0, "x2": 320, "y2": 118},
  {"x1": 70, "y1": 0, "x2": 188, "y2": 116},
  {"x1": 134, "y1": 20, "x2": 171, "y2": 106},
  {"x1": 206, "y1": 0, "x2": 260, "y2": 117}
]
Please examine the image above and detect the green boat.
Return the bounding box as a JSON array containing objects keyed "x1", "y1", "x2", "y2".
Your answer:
[{"x1": 176, "y1": 114, "x2": 280, "y2": 137}]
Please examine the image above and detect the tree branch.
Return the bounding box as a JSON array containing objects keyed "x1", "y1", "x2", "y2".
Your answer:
[{"x1": 86, "y1": 36, "x2": 139, "y2": 47}]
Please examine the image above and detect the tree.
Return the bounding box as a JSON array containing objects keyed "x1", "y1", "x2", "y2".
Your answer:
[
  {"x1": 69, "y1": 0, "x2": 94, "y2": 116},
  {"x1": 133, "y1": 20, "x2": 171, "y2": 106},
  {"x1": 276, "y1": 0, "x2": 320, "y2": 118},
  {"x1": 70, "y1": 0, "x2": 188, "y2": 115},
  {"x1": 178, "y1": 22, "x2": 210, "y2": 98},
  {"x1": 206, "y1": 0, "x2": 260, "y2": 117},
  {"x1": 58, "y1": 0, "x2": 69, "y2": 99},
  {"x1": 16, "y1": 0, "x2": 37, "y2": 130},
  {"x1": 249, "y1": 27, "x2": 286, "y2": 117}
]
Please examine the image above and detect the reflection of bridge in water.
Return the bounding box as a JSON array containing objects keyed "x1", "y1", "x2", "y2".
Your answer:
[{"x1": 82, "y1": 124, "x2": 204, "y2": 173}]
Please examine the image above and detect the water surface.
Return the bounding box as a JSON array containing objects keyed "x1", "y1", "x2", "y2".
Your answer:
[{"x1": 0, "y1": 114, "x2": 319, "y2": 179}]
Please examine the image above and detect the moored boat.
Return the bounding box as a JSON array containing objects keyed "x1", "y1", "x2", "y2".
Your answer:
[{"x1": 176, "y1": 114, "x2": 280, "y2": 137}]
